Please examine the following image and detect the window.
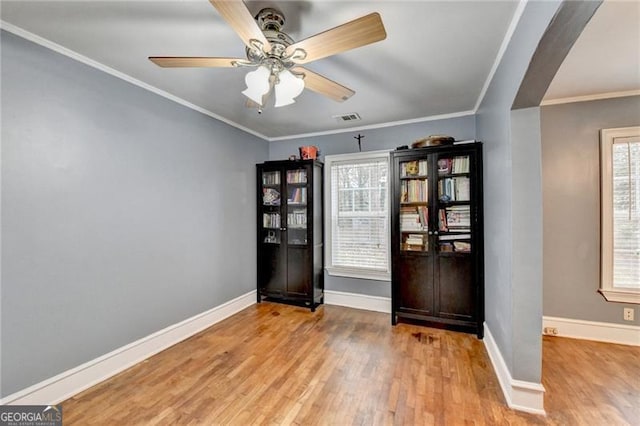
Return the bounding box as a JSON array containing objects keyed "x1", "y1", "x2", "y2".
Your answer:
[
  {"x1": 600, "y1": 126, "x2": 640, "y2": 304},
  {"x1": 325, "y1": 150, "x2": 390, "y2": 281}
]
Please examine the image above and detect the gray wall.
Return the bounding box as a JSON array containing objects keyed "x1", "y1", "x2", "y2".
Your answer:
[
  {"x1": 541, "y1": 96, "x2": 640, "y2": 325},
  {"x1": 510, "y1": 107, "x2": 545, "y2": 379},
  {"x1": 1, "y1": 31, "x2": 267, "y2": 397},
  {"x1": 476, "y1": 0, "x2": 562, "y2": 382},
  {"x1": 269, "y1": 115, "x2": 476, "y2": 298}
]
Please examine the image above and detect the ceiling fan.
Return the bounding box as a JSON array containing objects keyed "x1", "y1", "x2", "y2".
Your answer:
[{"x1": 149, "y1": 1, "x2": 387, "y2": 109}]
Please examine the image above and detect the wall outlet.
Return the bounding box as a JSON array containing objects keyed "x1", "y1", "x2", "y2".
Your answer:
[
  {"x1": 543, "y1": 327, "x2": 558, "y2": 335},
  {"x1": 623, "y1": 308, "x2": 634, "y2": 321}
]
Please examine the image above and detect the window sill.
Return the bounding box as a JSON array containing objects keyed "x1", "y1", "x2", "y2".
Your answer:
[
  {"x1": 325, "y1": 267, "x2": 390, "y2": 282},
  {"x1": 599, "y1": 289, "x2": 640, "y2": 304}
]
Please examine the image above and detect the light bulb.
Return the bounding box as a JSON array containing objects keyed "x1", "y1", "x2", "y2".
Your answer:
[
  {"x1": 274, "y1": 69, "x2": 305, "y2": 107},
  {"x1": 242, "y1": 66, "x2": 271, "y2": 106}
]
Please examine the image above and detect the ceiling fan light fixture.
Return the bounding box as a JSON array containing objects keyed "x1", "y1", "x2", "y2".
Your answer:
[
  {"x1": 242, "y1": 65, "x2": 271, "y2": 106},
  {"x1": 274, "y1": 69, "x2": 305, "y2": 108},
  {"x1": 152, "y1": 3, "x2": 387, "y2": 110}
]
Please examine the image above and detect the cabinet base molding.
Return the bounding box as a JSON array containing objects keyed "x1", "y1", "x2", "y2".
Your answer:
[
  {"x1": 259, "y1": 294, "x2": 323, "y2": 312},
  {"x1": 0, "y1": 290, "x2": 257, "y2": 406},
  {"x1": 395, "y1": 311, "x2": 483, "y2": 338},
  {"x1": 483, "y1": 324, "x2": 546, "y2": 415},
  {"x1": 543, "y1": 316, "x2": 640, "y2": 346},
  {"x1": 324, "y1": 290, "x2": 391, "y2": 313}
]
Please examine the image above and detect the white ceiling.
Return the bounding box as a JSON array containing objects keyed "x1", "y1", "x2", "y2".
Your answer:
[
  {"x1": 1, "y1": 1, "x2": 638, "y2": 140},
  {"x1": 544, "y1": 0, "x2": 640, "y2": 102}
]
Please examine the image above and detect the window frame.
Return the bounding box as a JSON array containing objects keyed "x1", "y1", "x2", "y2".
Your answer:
[
  {"x1": 324, "y1": 150, "x2": 391, "y2": 281},
  {"x1": 600, "y1": 126, "x2": 640, "y2": 304}
]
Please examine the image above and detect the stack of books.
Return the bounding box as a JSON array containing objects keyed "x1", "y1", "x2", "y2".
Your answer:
[
  {"x1": 403, "y1": 234, "x2": 426, "y2": 251},
  {"x1": 445, "y1": 205, "x2": 471, "y2": 232},
  {"x1": 439, "y1": 206, "x2": 471, "y2": 232},
  {"x1": 400, "y1": 206, "x2": 427, "y2": 231}
]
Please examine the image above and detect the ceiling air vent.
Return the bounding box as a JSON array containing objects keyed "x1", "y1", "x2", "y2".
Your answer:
[{"x1": 333, "y1": 113, "x2": 361, "y2": 122}]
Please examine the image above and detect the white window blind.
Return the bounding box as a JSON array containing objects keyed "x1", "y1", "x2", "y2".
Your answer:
[
  {"x1": 611, "y1": 140, "x2": 640, "y2": 289},
  {"x1": 325, "y1": 151, "x2": 390, "y2": 280},
  {"x1": 600, "y1": 127, "x2": 640, "y2": 304}
]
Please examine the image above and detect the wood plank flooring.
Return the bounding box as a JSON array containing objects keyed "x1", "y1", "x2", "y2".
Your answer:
[{"x1": 62, "y1": 303, "x2": 640, "y2": 425}]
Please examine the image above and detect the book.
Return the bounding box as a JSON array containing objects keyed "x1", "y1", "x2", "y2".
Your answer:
[
  {"x1": 446, "y1": 206, "x2": 470, "y2": 227},
  {"x1": 452, "y1": 156, "x2": 470, "y2": 173},
  {"x1": 439, "y1": 177, "x2": 470, "y2": 201},
  {"x1": 263, "y1": 213, "x2": 281, "y2": 228},
  {"x1": 438, "y1": 209, "x2": 448, "y2": 231},
  {"x1": 263, "y1": 188, "x2": 280, "y2": 205},
  {"x1": 262, "y1": 171, "x2": 280, "y2": 185},
  {"x1": 418, "y1": 206, "x2": 429, "y2": 228},
  {"x1": 288, "y1": 187, "x2": 307, "y2": 204},
  {"x1": 438, "y1": 234, "x2": 470, "y2": 241},
  {"x1": 439, "y1": 242, "x2": 454, "y2": 252},
  {"x1": 403, "y1": 244, "x2": 426, "y2": 252},
  {"x1": 401, "y1": 179, "x2": 428, "y2": 202},
  {"x1": 400, "y1": 206, "x2": 428, "y2": 231},
  {"x1": 453, "y1": 241, "x2": 471, "y2": 252},
  {"x1": 286, "y1": 169, "x2": 307, "y2": 183},
  {"x1": 454, "y1": 177, "x2": 470, "y2": 200}
]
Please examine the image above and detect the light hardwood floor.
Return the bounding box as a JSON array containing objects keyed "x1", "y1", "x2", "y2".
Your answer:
[{"x1": 62, "y1": 303, "x2": 640, "y2": 425}]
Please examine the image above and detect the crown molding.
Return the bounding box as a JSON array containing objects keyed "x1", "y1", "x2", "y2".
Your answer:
[
  {"x1": 540, "y1": 90, "x2": 640, "y2": 106},
  {"x1": 474, "y1": 0, "x2": 528, "y2": 112},
  {"x1": 2, "y1": 21, "x2": 480, "y2": 143},
  {"x1": 268, "y1": 110, "x2": 476, "y2": 142},
  {"x1": 0, "y1": 21, "x2": 271, "y2": 141}
]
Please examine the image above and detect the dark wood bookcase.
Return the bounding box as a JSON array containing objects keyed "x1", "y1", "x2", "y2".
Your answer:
[
  {"x1": 390, "y1": 143, "x2": 484, "y2": 338},
  {"x1": 256, "y1": 159, "x2": 324, "y2": 311}
]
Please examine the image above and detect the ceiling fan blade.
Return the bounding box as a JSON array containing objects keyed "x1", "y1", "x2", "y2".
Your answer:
[
  {"x1": 286, "y1": 12, "x2": 386, "y2": 64},
  {"x1": 292, "y1": 67, "x2": 355, "y2": 102},
  {"x1": 149, "y1": 57, "x2": 243, "y2": 68},
  {"x1": 209, "y1": 0, "x2": 271, "y2": 53}
]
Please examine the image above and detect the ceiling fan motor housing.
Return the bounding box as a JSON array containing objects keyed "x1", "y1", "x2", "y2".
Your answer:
[
  {"x1": 256, "y1": 8, "x2": 285, "y2": 31},
  {"x1": 246, "y1": 8, "x2": 297, "y2": 70}
]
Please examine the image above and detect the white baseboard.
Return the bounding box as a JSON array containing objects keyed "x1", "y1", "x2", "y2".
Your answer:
[
  {"x1": 324, "y1": 290, "x2": 391, "y2": 313},
  {"x1": 0, "y1": 290, "x2": 257, "y2": 405},
  {"x1": 483, "y1": 324, "x2": 546, "y2": 415},
  {"x1": 543, "y1": 316, "x2": 640, "y2": 346}
]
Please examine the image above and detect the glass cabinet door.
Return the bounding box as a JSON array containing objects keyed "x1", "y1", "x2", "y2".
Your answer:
[
  {"x1": 398, "y1": 158, "x2": 429, "y2": 252},
  {"x1": 286, "y1": 167, "x2": 308, "y2": 245},
  {"x1": 261, "y1": 170, "x2": 282, "y2": 244},
  {"x1": 436, "y1": 155, "x2": 471, "y2": 253}
]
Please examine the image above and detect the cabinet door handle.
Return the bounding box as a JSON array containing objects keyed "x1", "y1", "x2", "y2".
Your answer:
[
  {"x1": 428, "y1": 231, "x2": 433, "y2": 236},
  {"x1": 433, "y1": 231, "x2": 439, "y2": 236},
  {"x1": 281, "y1": 227, "x2": 287, "y2": 231}
]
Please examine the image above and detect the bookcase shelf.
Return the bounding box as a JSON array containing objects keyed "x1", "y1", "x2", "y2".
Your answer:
[
  {"x1": 257, "y1": 160, "x2": 324, "y2": 312},
  {"x1": 400, "y1": 175, "x2": 429, "y2": 180},
  {"x1": 391, "y1": 143, "x2": 484, "y2": 338}
]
